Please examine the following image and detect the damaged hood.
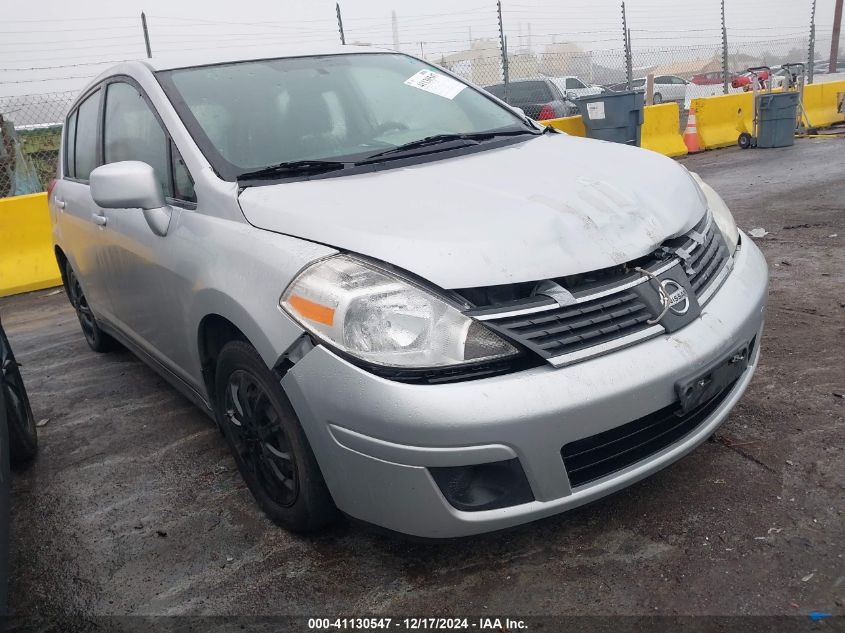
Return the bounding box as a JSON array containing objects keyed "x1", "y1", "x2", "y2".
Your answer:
[{"x1": 238, "y1": 134, "x2": 707, "y2": 289}]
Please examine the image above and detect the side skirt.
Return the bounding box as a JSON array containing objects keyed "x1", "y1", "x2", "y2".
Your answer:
[{"x1": 97, "y1": 320, "x2": 215, "y2": 421}]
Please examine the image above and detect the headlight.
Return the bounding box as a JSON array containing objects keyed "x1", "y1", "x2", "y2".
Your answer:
[
  {"x1": 280, "y1": 255, "x2": 518, "y2": 369},
  {"x1": 688, "y1": 171, "x2": 740, "y2": 253}
]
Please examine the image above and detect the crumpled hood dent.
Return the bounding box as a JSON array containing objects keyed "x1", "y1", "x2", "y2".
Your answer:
[{"x1": 238, "y1": 134, "x2": 706, "y2": 289}]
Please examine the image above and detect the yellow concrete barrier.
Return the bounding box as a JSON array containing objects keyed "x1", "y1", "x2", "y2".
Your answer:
[
  {"x1": 802, "y1": 80, "x2": 845, "y2": 129},
  {"x1": 689, "y1": 92, "x2": 755, "y2": 150},
  {"x1": 641, "y1": 102, "x2": 687, "y2": 157},
  {"x1": 0, "y1": 192, "x2": 62, "y2": 297},
  {"x1": 541, "y1": 115, "x2": 586, "y2": 136}
]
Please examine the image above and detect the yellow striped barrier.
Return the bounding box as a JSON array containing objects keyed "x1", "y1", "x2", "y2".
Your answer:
[
  {"x1": 689, "y1": 92, "x2": 755, "y2": 150},
  {"x1": 0, "y1": 192, "x2": 62, "y2": 297},
  {"x1": 802, "y1": 80, "x2": 845, "y2": 129},
  {"x1": 641, "y1": 102, "x2": 687, "y2": 157},
  {"x1": 541, "y1": 115, "x2": 586, "y2": 136},
  {"x1": 544, "y1": 105, "x2": 687, "y2": 157}
]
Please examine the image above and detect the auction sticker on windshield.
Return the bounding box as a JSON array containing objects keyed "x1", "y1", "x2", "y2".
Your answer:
[{"x1": 404, "y1": 69, "x2": 466, "y2": 99}]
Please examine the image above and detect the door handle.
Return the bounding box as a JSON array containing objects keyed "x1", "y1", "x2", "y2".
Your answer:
[
  {"x1": 92, "y1": 214, "x2": 108, "y2": 227},
  {"x1": 56, "y1": 198, "x2": 66, "y2": 209}
]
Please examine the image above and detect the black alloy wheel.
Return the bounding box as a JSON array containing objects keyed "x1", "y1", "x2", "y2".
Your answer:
[
  {"x1": 64, "y1": 262, "x2": 114, "y2": 352},
  {"x1": 214, "y1": 341, "x2": 337, "y2": 532},
  {"x1": 224, "y1": 369, "x2": 299, "y2": 508},
  {"x1": 0, "y1": 325, "x2": 37, "y2": 464}
]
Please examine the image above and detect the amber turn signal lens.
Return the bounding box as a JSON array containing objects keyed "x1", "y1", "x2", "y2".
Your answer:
[{"x1": 287, "y1": 294, "x2": 335, "y2": 326}]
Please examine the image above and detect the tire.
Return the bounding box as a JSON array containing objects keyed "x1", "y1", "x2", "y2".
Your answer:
[
  {"x1": 65, "y1": 261, "x2": 116, "y2": 353},
  {"x1": 738, "y1": 132, "x2": 753, "y2": 149},
  {"x1": 214, "y1": 341, "x2": 337, "y2": 532},
  {"x1": 0, "y1": 326, "x2": 37, "y2": 465},
  {"x1": 653, "y1": 93, "x2": 663, "y2": 104},
  {"x1": 0, "y1": 402, "x2": 9, "y2": 615}
]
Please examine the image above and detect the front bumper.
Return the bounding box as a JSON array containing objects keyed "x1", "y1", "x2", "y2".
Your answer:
[{"x1": 281, "y1": 233, "x2": 769, "y2": 537}]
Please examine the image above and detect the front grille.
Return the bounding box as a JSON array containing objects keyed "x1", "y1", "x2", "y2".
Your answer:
[
  {"x1": 561, "y1": 380, "x2": 735, "y2": 488},
  {"x1": 470, "y1": 213, "x2": 732, "y2": 367},
  {"x1": 487, "y1": 291, "x2": 653, "y2": 358},
  {"x1": 684, "y1": 220, "x2": 729, "y2": 294}
]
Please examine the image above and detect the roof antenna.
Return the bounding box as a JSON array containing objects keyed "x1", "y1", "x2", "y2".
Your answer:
[{"x1": 141, "y1": 11, "x2": 153, "y2": 59}]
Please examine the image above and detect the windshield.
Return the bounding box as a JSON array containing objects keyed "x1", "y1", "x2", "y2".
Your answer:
[{"x1": 158, "y1": 53, "x2": 530, "y2": 180}]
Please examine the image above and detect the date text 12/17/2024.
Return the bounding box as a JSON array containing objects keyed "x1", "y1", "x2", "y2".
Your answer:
[{"x1": 307, "y1": 617, "x2": 528, "y2": 630}]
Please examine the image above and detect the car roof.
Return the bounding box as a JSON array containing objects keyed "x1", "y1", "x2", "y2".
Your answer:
[
  {"x1": 71, "y1": 44, "x2": 395, "y2": 110},
  {"x1": 484, "y1": 78, "x2": 551, "y2": 88},
  {"x1": 143, "y1": 43, "x2": 385, "y2": 71}
]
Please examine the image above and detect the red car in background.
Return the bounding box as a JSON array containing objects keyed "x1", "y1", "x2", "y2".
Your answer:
[
  {"x1": 691, "y1": 71, "x2": 737, "y2": 85},
  {"x1": 731, "y1": 70, "x2": 770, "y2": 90}
]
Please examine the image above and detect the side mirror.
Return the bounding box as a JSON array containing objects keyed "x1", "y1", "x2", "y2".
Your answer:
[
  {"x1": 90, "y1": 161, "x2": 165, "y2": 211},
  {"x1": 566, "y1": 90, "x2": 577, "y2": 100},
  {"x1": 90, "y1": 161, "x2": 172, "y2": 237}
]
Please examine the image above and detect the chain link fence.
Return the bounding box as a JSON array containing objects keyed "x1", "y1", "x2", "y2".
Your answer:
[
  {"x1": 1, "y1": 2, "x2": 841, "y2": 199},
  {"x1": 0, "y1": 92, "x2": 75, "y2": 198}
]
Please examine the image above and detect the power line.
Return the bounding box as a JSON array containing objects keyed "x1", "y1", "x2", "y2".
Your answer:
[
  {"x1": 0, "y1": 60, "x2": 133, "y2": 72},
  {"x1": 0, "y1": 25, "x2": 139, "y2": 34}
]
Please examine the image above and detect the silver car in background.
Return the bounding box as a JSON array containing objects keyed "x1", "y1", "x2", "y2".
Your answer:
[{"x1": 50, "y1": 46, "x2": 767, "y2": 538}]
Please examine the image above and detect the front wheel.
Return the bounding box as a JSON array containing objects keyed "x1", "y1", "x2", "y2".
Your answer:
[
  {"x1": 652, "y1": 93, "x2": 663, "y2": 104},
  {"x1": 214, "y1": 341, "x2": 338, "y2": 532}
]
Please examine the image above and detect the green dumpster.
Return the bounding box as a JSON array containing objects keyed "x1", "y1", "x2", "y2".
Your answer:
[
  {"x1": 756, "y1": 92, "x2": 799, "y2": 148},
  {"x1": 576, "y1": 90, "x2": 644, "y2": 146}
]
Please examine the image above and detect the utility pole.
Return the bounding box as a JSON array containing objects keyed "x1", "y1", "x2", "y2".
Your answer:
[
  {"x1": 392, "y1": 11, "x2": 400, "y2": 51},
  {"x1": 830, "y1": 0, "x2": 843, "y2": 73},
  {"x1": 336, "y1": 3, "x2": 346, "y2": 45},
  {"x1": 497, "y1": 0, "x2": 510, "y2": 93},
  {"x1": 721, "y1": 0, "x2": 729, "y2": 94},
  {"x1": 622, "y1": 3, "x2": 633, "y2": 90},
  {"x1": 497, "y1": 0, "x2": 510, "y2": 98},
  {"x1": 141, "y1": 12, "x2": 152, "y2": 59},
  {"x1": 809, "y1": 0, "x2": 817, "y2": 84}
]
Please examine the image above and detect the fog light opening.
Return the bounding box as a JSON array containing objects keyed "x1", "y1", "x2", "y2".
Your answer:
[{"x1": 429, "y1": 458, "x2": 534, "y2": 512}]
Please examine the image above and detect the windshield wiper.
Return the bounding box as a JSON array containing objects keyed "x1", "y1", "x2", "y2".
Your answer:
[
  {"x1": 237, "y1": 160, "x2": 352, "y2": 182},
  {"x1": 358, "y1": 129, "x2": 540, "y2": 163}
]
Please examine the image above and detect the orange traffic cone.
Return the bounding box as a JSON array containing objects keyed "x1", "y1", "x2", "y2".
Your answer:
[{"x1": 684, "y1": 106, "x2": 701, "y2": 153}]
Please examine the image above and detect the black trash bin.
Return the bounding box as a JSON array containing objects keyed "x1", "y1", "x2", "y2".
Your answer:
[
  {"x1": 576, "y1": 90, "x2": 645, "y2": 146},
  {"x1": 756, "y1": 91, "x2": 799, "y2": 148}
]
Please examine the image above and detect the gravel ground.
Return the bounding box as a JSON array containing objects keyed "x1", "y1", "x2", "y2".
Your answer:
[{"x1": 3, "y1": 137, "x2": 844, "y2": 627}]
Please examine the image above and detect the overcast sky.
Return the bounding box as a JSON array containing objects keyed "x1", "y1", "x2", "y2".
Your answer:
[{"x1": 1, "y1": 0, "x2": 842, "y2": 98}]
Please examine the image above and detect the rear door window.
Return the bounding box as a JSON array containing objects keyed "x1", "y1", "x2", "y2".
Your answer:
[{"x1": 74, "y1": 90, "x2": 101, "y2": 181}]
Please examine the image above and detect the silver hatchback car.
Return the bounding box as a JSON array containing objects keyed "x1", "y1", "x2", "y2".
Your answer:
[{"x1": 50, "y1": 46, "x2": 767, "y2": 538}]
